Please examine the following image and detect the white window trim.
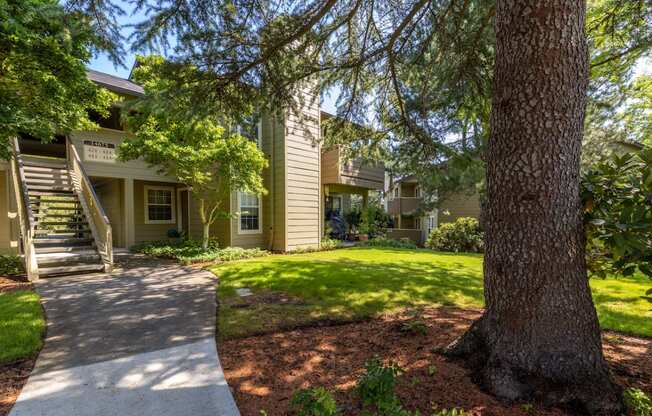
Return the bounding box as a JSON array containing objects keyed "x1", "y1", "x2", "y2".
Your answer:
[
  {"x1": 237, "y1": 191, "x2": 263, "y2": 234},
  {"x1": 144, "y1": 185, "x2": 176, "y2": 225}
]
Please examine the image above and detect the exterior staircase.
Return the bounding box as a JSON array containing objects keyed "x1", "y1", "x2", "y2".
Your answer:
[{"x1": 22, "y1": 155, "x2": 106, "y2": 277}]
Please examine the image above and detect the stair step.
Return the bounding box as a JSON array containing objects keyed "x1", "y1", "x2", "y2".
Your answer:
[
  {"x1": 21, "y1": 157, "x2": 67, "y2": 169},
  {"x1": 35, "y1": 223, "x2": 89, "y2": 228},
  {"x1": 34, "y1": 228, "x2": 91, "y2": 236},
  {"x1": 24, "y1": 170, "x2": 70, "y2": 179},
  {"x1": 27, "y1": 184, "x2": 73, "y2": 192},
  {"x1": 23, "y1": 166, "x2": 68, "y2": 175},
  {"x1": 38, "y1": 263, "x2": 105, "y2": 277},
  {"x1": 36, "y1": 251, "x2": 100, "y2": 266},
  {"x1": 35, "y1": 245, "x2": 95, "y2": 254},
  {"x1": 34, "y1": 237, "x2": 93, "y2": 246},
  {"x1": 34, "y1": 212, "x2": 84, "y2": 217},
  {"x1": 29, "y1": 196, "x2": 78, "y2": 203},
  {"x1": 25, "y1": 178, "x2": 72, "y2": 186},
  {"x1": 27, "y1": 186, "x2": 76, "y2": 196},
  {"x1": 32, "y1": 207, "x2": 83, "y2": 213}
]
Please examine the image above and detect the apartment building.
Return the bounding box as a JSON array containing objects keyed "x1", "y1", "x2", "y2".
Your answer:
[
  {"x1": 0, "y1": 70, "x2": 383, "y2": 280},
  {"x1": 386, "y1": 175, "x2": 481, "y2": 245}
]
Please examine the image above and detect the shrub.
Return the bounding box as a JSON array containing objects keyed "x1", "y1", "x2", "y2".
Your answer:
[
  {"x1": 425, "y1": 217, "x2": 483, "y2": 253},
  {"x1": 581, "y1": 148, "x2": 652, "y2": 281},
  {"x1": 130, "y1": 239, "x2": 268, "y2": 265},
  {"x1": 290, "y1": 387, "x2": 339, "y2": 416},
  {"x1": 0, "y1": 255, "x2": 24, "y2": 276},
  {"x1": 359, "y1": 203, "x2": 392, "y2": 238},
  {"x1": 624, "y1": 388, "x2": 652, "y2": 416},
  {"x1": 320, "y1": 237, "x2": 341, "y2": 251},
  {"x1": 362, "y1": 237, "x2": 417, "y2": 249}
]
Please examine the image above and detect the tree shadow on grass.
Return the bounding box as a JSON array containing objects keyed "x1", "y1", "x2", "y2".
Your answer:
[{"x1": 216, "y1": 257, "x2": 485, "y2": 315}]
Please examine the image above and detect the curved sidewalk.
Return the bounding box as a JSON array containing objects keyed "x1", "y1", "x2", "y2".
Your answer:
[{"x1": 10, "y1": 256, "x2": 240, "y2": 416}]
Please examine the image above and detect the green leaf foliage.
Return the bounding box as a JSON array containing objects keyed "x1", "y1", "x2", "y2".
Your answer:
[
  {"x1": 290, "y1": 387, "x2": 340, "y2": 416},
  {"x1": 581, "y1": 147, "x2": 652, "y2": 287},
  {"x1": 425, "y1": 218, "x2": 484, "y2": 253},
  {"x1": 0, "y1": 0, "x2": 113, "y2": 159},
  {"x1": 120, "y1": 56, "x2": 268, "y2": 248}
]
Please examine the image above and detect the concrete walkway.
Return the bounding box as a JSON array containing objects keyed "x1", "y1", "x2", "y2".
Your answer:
[{"x1": 10, "y1": 256, "x2": 240, "y2": 416}]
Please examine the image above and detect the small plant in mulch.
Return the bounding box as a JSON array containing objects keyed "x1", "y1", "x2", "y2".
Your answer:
[
  {"x1": 398, "y1": 310, "x2": 429, "y2": 336},
  {"x1": 288, "y1": 357, "x2": 468, "y2": 416},
  {"x1": 290, "y1": 387, "x2": 340, "y2": 416},
  {"x1": 624, "y1": 388, "x2": 652, "y2": 416}
]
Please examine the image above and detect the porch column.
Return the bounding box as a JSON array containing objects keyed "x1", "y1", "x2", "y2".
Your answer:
[{"x1": 124, "y1": 178, "x2": 135, "y2": 248}]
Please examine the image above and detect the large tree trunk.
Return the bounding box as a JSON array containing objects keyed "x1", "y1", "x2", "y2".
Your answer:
[{"x1": 446, "y1": 1, "x2": 622, "y2": 414}]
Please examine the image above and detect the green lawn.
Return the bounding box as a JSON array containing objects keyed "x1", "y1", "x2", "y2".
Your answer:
[
  {"x1": 0, "y1": 290, "x2": 45, "y2": 364},
  {"x1": 211, "y1": 247, "x2": 652, "y2": 339}
]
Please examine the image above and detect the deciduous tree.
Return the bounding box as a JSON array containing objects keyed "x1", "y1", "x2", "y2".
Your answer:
[
  {"x1": 0, "y1": 0, "x2": 113, "y2": 159},
  {"x1": 119, "y1": 56, "x2": 267, "y2": 249}
]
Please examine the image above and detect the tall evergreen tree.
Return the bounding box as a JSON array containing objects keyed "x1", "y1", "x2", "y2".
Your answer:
[{"x1": 71, "y1": 0, "x2": 652, "y2": 412}]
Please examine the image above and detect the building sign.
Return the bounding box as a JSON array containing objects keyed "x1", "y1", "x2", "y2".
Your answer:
[{"x1": 83, "y1": 140, "x2": 116, "y2": 163}]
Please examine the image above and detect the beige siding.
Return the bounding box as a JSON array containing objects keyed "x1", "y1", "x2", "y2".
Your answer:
[
  {"x1": 230, "y1": 191, "x2": 266, "y2": 249},
  {"x1": 133, "y1": 180, "x2": 181, "y2": 243},
  {"x1": 187, "y1": 193, "x2": 230, "y2": 247},
  {"x1": 284, "y1": 86, "x2": 321, "y2": 251},
  {"x1": 0, "y1": 170, "x2": 17, "y2": 254},
  {"x1": 438, "y1": 192, "x2": 481, "y2": 224},
  {"x1": 69, "y1": 129, "x2": 179, "y2": 182},
  {"x1": 93, "y1": 178, "x2": 125, "y2": 247},
  {"x1": 321, "y1": 147, "x2": 384, "y2": 190},
  {"x1": 271, "y1": 114, "x2": 287, "y2": 251}
]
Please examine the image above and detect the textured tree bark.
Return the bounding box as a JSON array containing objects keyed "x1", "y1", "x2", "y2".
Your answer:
[{"x1": 446, "y1": 1, "x2": 622, "y2": 414}]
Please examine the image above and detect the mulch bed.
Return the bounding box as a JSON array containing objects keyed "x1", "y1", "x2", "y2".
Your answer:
[
  {"x1": 0, "y1": 276, "x2": 31, "y2": 294},
  {"x1": 0, "y1": 359, "x2": 36, "y2": 416},
  {"x1": 220, "y1": 307, "x2": 651, "y2": 416},
  {"x1": 0, "y1": 276, "x2": 38, "y2": 416}
]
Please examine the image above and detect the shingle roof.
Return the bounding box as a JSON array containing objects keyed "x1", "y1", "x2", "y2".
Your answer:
[{"x1": 86, "y1": 69, "x2": 144, "y2": 96}]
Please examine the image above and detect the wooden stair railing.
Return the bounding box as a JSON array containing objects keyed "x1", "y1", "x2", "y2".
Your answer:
[
  {"x1": 9, "y1": 138, "x2": 39, "y2": 280},
  {"x1": 66, "y1": 138, "x2": 113, "y2": 272}
]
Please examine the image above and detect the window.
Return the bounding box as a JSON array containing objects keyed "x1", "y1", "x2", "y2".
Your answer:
[
  {"x1": 238, "y1": 192, "x2": 261, "y2": 233},
  {"x1": 415, "y1": 217, "x2": 421, "y2": 230},
  {"x1": 415, "y1": 186, "x2": 421, "y2": 198},
  {"x1": 144, "y1": 186, "x2": 175, "y2": 224},
  {"x1": 394, "y1": 187, "x2": 400, "y2": 198},
  {"x1": 428, "y1": 216, "x2": 436, "y2": 234}
]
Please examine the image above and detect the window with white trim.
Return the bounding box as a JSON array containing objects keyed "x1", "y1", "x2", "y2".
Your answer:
[
  {"x1": 145, "y1": 186, "x2": 175, "y2": 224},
  {"x1": 394, "y1": 187, "x2": 400, "y2": 198},
  {"x1": 238, "y1": 192, "x2": 261, "y2": 233}
]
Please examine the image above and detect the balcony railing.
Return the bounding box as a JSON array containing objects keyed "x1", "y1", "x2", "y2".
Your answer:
[
  {"x1": 321, "y1": 147, "x2": 384, "y2": 190},
  {"x1": 386, "y1": 229, "x2": 424, "y2": 245},
  {"x1": 387, "y1": 197, "x2": 422, "y2": 215}
]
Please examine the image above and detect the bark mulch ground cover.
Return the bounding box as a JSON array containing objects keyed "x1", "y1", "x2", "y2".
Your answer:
[
  {"x1": 0, "y1": 275, "x2": 39, "y2": 416},
  {"x1": 220, "y1": 307, "x2": 651, "y2": 416},
  {"x1": 0, "y1": 276, "x2": 31, "y2": 294}
]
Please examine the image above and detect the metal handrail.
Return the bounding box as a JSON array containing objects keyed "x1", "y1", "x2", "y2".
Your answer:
[
  {"x1": 9, "y1": 137, "x2": 39, "y2": 280},
  {"x1": 66, "y1": 138, "x2": 113, "y2": 272}
]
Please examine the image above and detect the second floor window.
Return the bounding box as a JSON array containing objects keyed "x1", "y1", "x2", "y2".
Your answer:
[
  {"x1": 238, "y1": 192, "x2": 261, "y2": 233},
  {"x1": 394, "y1": 187, "x2": 400, "y2": 198}
]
